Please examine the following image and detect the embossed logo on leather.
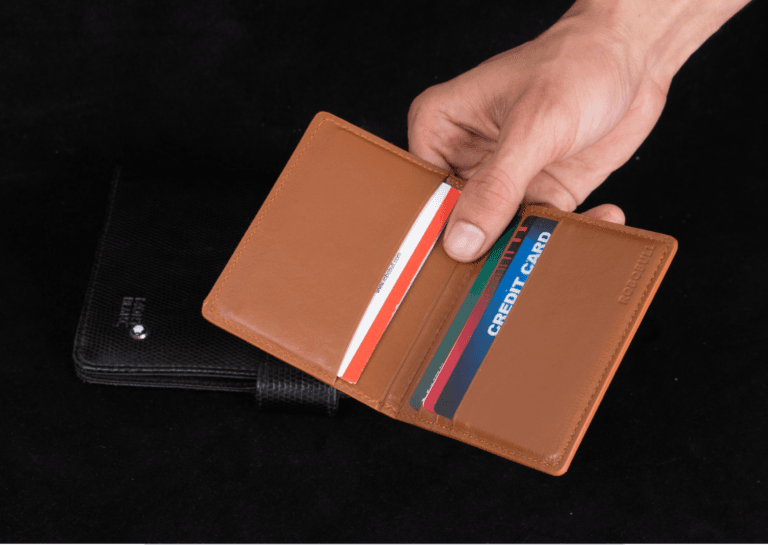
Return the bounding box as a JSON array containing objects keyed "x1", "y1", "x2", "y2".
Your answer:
[{"x1": 618, "y1": 246, "x2": 655, "y2": 304}]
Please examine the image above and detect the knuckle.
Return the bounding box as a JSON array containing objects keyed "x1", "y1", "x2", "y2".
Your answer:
[
  {"x1": 408, "y1": 86, "x2": 441, "y2": 124},
  {"x1": 643, "y1": 78, "x2": 669, "y2": 113},
  {"x1": 547, "y1": 188, "x2": 579, "y2": 212},
  {"x1": 531, "y1": 170, "x2": 582, "y2": 212},
  {"x1": 468, "y1": 170, "x2": 520, "y2": 214}
]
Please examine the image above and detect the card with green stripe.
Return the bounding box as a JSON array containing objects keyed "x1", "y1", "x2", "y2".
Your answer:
[{"x1": 409, "y1": 216, "x2": 521, "y2": 410}]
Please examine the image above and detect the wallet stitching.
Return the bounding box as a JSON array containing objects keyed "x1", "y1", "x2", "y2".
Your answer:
[
  {"x1": 204, "y1": 308, "x2": 380, "y2": 403},
  {"x1": 207, "y1": 115, "x2": 454, "y2": 405},
  {"x1": 404, "y1": 215, "x2": 672, "y2": 468},
  {"x1": 526, "y1": 205, "x2": 673, "y2": 244},
  {"x1": 399, "y1": 412, "x2": 556, "y2": 470},
  {"x1": 207, "y1": 116, "x2": 673, "y2": 465},
  {"x1": 77, "y1": 363, "x2": 256, "y2": 376},
  {"x1": 543, "y1": 236, "x2": 671, "y2": 464}
]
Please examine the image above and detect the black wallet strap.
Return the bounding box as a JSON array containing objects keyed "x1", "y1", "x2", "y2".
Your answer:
[{"x1": 255, "y1": 359, "x2": 341, "y2": 416}]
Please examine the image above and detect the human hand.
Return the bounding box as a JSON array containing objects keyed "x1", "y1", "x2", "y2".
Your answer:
[{"x1": 408, "y1": 0, "x2": 748, "y2": 262}]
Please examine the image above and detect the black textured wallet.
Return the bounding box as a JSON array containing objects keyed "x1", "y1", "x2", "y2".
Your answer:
[{"x1": 73, "y1": 167, "x2": 341, "y2": 416}]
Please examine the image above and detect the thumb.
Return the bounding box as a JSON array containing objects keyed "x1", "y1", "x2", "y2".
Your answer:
[{"x1": 443, "y1": 122, "x2": 555, "y2": 262}]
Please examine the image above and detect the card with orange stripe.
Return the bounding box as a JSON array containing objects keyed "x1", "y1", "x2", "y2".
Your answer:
[{"x1": 337, "y1": 182, "x2": 460, "y2": 383}]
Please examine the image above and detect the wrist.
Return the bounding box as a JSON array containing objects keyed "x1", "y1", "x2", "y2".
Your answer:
[{"x1": 565, "y1": 0, "x2": 750, "y2": 87}]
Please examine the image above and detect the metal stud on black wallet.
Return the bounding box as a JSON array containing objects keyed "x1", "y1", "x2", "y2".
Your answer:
[{"x1": 73, "y1": 167, "x2": 341, "y2": 416}]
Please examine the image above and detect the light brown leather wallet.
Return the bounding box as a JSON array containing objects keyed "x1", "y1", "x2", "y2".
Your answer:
[{"x1": 202, "y1": 112, "x2": 677, "y2": 475}]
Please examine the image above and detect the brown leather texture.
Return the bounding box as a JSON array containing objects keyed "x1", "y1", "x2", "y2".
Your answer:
[{"x1": 202, "y1": 112, "x2": 677, "y2": 475}]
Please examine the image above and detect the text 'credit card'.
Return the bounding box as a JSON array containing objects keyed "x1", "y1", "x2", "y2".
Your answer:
[{"x1": 423, "y1": 216, "x2": 558, "y2": 419}]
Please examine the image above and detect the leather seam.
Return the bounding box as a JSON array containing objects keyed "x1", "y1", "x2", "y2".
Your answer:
[
  {"x1": 206, "y1": 115, "x2": 672, "y2": 465},
  {"x1": 394, "y1": 263, "x2": 477, "y2": 416},
  {"x1": 404, "y1": 223, "x2": 672, "y2": 468},
  {"x1": 542, "y1": 236, "x2": 671, "y2": 465},
  {"x1": 526, "y1": 205, "x2": 672, "y2": 243},
  {"x1": 76, "y1": 363, "x2": 257, "y2": 375},
  {"x1": 399, "y1": 412, "x2": 554, "y2": 466},
  {"x1": 207, "y1": 115, "x2": 452, "y2": 405},
  {"x1": 205, "y1": 308, "x2": 381, "y2": 403}
]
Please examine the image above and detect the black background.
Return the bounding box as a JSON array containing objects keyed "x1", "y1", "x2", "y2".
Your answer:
[{"x1": 2, "y1": 0, "x2": 767, "y2": 542}]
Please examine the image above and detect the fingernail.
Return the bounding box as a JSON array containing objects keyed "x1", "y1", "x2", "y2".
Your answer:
[{"x1": 445, "y1": 221, "x2": 486, "y2": 261}]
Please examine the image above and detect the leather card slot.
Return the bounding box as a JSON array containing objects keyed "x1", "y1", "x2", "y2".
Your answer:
[
  {"x1": 448, "y1": 213, "x2": 675, "y2": 474},
  {"x1": 203, "y1": 114, "x2": 448, "y2": 385},
  {"x1": 394, "y1": 207, "x2": 675, "y2": 474},
  {"x1": 393, "y1": 253, "x2": 483, "y2": 424},
  {"x1": 357, "y1": 235, "x2": 460, "y2": 407}
]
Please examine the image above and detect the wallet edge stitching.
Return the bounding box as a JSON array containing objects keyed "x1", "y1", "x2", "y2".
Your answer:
[
  {"x1": 403, "y1": 212, "x2": 673, "y2": 469},
  {"x1": 206, "y1": 115, "x2": 455, "y2": 405},
  {"x1": 204, "y1": 116, "x2": 676, "y2": 469}
]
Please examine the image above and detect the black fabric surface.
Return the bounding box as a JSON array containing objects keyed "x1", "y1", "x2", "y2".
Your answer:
[{"x1": 1, "y1": 0, "x2": 766, "y2": 542}]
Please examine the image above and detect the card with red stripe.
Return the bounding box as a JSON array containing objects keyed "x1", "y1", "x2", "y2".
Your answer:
[
  {"x1": 337, "y1": 182, "x2": 460, "y2": 383},
  {"x1": 422, "y1": 215, "x2": 538, "y2": 412},
  {"x1": 408, "y1": 216, "x2": 521, "y2": 410},
  {"x1": 428, "y1": 216, "x2": 558, "y2": 418}
]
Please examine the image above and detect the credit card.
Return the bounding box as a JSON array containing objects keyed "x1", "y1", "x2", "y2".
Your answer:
[
  {"x1": 409, "y1": 216, "x2": 522, "y2": 410},
  {"x1": 432, "y1": 216, "x2": 558, "y2": 419},
  {"x1": 338, "y1": 182, "x2": 460, "y2": 383},
  {"x1": 422, "y1": 215, "x2": 537, "y2": 413}
]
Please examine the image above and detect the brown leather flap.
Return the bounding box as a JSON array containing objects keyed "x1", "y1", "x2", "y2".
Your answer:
[
  {"x1": 394, "y1": 205, "x2": 676, "y2": 475},
  {"x1": 202, "y1": 112, "x2": 458, "y2": 408}
]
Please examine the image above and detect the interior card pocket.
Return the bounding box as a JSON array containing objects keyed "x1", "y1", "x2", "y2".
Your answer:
[
  {"x1": 423, "y1": 215, "x2": 558, "y2": 419},
  {"x1": 337, "y1": 182, "x2": 459, "y2": 384},
  {"x1": 448, "y1": 212, "x2": 676, "y2": 473},
  {"x1": 203, "y1": 115, "x2": 449, "y2": 382}
]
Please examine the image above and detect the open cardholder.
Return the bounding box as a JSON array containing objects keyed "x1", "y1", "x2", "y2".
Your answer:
[{"x1": 202, "y1": 112, "x2": 677, "y2": 475}]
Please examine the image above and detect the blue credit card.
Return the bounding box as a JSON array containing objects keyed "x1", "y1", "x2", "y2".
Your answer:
[
  {"x1": 409, "y1": 217, "x2": 521, "y2": 410},
  {"x1": 433, "y1": 216, "x2": 559, "y2": 419}
]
